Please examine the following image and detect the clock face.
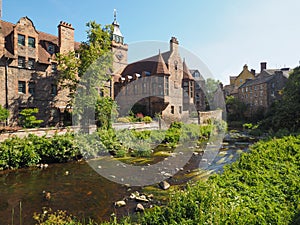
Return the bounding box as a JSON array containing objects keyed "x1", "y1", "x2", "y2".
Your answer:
[{"x1": 116, "y1": 51, "x2": 124, "y2": 61}]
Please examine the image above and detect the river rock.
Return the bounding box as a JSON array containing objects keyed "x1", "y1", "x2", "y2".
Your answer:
[
  {"x1": 159, "y1": 180, "x2": 170, "y2": 190},
  {"x1": 135, "y1": 195, "x2": 149, "y2": 202},
  {"x1": 115, "y1": 200, "x2": 126, "y2": 207},
  {"x1": 135, "y1": 203, "x2": 145, "y2": 212}
]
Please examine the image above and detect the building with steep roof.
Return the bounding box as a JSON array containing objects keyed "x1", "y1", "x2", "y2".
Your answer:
[
  {"x1": 238, "y1": 62, "x2": 290, "y2": 116},
  {"x1": 0, "y1": 17, "x2": 80, "y2": 126},
  {"x1": 113, "y1": 36, "x2": 197, "y2": 122}
]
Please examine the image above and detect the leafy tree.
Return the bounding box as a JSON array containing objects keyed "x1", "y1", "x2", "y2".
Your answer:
[
  {"x1": 57, "y1": 21, "x2": 114, "y2": 128},
  {"x1": 225, "y1": 95, "x2": 248, "y2": 121},
  {"x1": 95, "y1": 96, "x2": 118, "y2": 129},
  {"x1": 262, "y1": 66, "x2": 300, "y2": 132},
  {"x1": 205, "y1": 78, "x2": 222, "y2": 110},
  {"x1": 19, "y1": 108, "x2": 43, "y2": 128},
  {"x1": 0, "y1": 105, "x2": 9, "y2": 124}
]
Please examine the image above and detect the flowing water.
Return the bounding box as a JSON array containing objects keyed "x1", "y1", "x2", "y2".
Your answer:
[
  {"x1": 0, "y1": 161, "x2": 130, "y2": 225},
  {"x1": 0, "y1": 132, "x2": 256, "y2": 225}
]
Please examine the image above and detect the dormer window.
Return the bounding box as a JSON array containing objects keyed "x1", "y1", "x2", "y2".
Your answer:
[
  {"x1": 18, "y1": 34, "x2": 25, "y2": 46},
  {"x1": 48, "y1": 44, "x2": 54, "y2": 54},
  {"x1": 28, "y1": 37, "x2": 36, "y2": 48}
]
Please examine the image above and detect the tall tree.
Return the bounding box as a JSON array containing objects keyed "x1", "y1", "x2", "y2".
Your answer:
[{"x1": 57, "y1": 21, "x2": 114, "y2": 127}]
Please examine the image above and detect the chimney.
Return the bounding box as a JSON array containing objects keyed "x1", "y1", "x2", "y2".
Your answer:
[
  {"x1": 58, "y1": 21, "x2": 74, "y2": 54},
  {"x1": 251, "y1": 69, "x2": 255, "y2": 75},
  {"x1": 170, "y1": 37, "x2": 179, "y2": 53},
  {"x1": 260, "y1": 62, "x2": 267, "y2": 72}
]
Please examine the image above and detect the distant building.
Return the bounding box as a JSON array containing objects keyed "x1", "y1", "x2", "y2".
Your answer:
[
  {"x1": 0, "y1": 17, "x2": 79, "y2": 126},
  {"x1": 223, "y1": 64, "x2": 255, "y2": 98},
  {"x1": 238, "y1": 63, "x2": 290, "y2": 115}
]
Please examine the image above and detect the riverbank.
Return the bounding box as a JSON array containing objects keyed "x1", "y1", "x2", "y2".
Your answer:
[{"x1": 30, "y1": 134, "x2": 300, "y2": 224}]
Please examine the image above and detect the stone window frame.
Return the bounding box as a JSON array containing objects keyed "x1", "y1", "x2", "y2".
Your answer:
[
  {"x1": 28, "y1": 58, "x2": 35, "y2": 69},
  {"x1": 18, "y1": 34, "x2": 25, "y2": 46},
  {"x1": 18, "y1": 56, "x2": 26, "y2": 68},
  {"x1": 28, "y1": 82, "x2": 35, "y2": 95},
  {"x1": 18, "y1": 80, "x2": 26, "y2": 94},
  {"x1": 28, "y1": 36, "x2": 36, "y2": 48}
]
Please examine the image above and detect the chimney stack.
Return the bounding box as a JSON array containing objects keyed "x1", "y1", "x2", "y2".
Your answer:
[
  {"x1": 58, "y1": 21, "x2": 74, "y2": 54},
  {"x1": 251, "y1": 69, "x2": 256, "y2": 75},
  {"x1": 260, "y1": 62, "x2": 267, "y2": 72},
  {"x1": 170, "y1": 37, "x2": 179, "y2": 53}
]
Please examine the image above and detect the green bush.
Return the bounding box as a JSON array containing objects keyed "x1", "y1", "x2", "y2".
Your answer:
[
  {"x1": 19, "y1": 108, "x2": 43, "y2": 128},
  {"x1": 0, "y1": 105, "x2": 9, "y2": 123},
  {"x1": 116, "y1": 117, "x2": 131, "y2": 123},
  {"x1": 142, "y1": 116, "x2": 152, "y2": 123}
]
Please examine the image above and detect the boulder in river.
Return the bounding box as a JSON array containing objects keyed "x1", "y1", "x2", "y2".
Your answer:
[
  {"x1": 115, "y1": 200, "x2": 126, "y2": 207},
  {"x1": 159, "y1": 180, "x2": 170, "y2": 190}
]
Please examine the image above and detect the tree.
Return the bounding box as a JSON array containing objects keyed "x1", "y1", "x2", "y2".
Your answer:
[
  {"x1": 225, "y1": 95, "x2": 248, "y2": 121},
  {"x1": 57, "y1": 21, "x2": 114, "y2": 128},
  {"x1": 205, "y1": 78, "x2": 222, "y2": 110},
  {"x1": 262, "y1": 66, "x2": 300, "y2": 132},
  {"x1": 95, "y1": 96, "x2": 118, "y2": 129},
  {"x1": 0, "y1": 105, "x2": 9, "y2": 124}
]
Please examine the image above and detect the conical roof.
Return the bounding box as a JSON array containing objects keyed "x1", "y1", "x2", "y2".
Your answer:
[
  {"x1": 183, "y1": 60, "x2": 194, "y2": 80},
  {"x1": 151, "y1": 52, "x2": 170, "y2": 75}
]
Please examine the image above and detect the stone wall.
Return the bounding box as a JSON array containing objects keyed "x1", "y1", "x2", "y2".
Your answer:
[{"x1": 199, "y1": 109, "x2": 223, "y2": 124}]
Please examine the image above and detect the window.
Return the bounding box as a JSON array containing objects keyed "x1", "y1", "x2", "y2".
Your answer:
[
  {"x1": 18, "y1": 34, "x2": 25, "y2": 46},
  {"x1": 240, "y1": 79, "x2": 243, "y2": 83},
  {"x1": 28, "y1": 37, "x2": 35, "y2": 48},
  {"x1": 165, "y1": 77, "x2": 169, "y2": 95},
  {"x1": 190, "y1": 81, "x2": 193, "y2": 98},
  {"x1": 48, "y1": 44, "x2": 54, "y2": 54},
  {"x1": 18, "y1": 56, "x2": 26, "y2": 68},
  {"x1": 179, "y1": 106, "x2": 182, "y2": 114},
  {"x1": 18, "y1": 81, "x2": 26, "y2": 94},
  {"x1": 28, "y1": 58, "x2": 35, "y2": 69},
  {"x1": 51, "y1": 63, "x2": 57, "y2": 73},
  {"x1": 171, "y1": 106, "x2": 174, "y2": 114},
  {"x1": 152, "y1": 83, "x2": 156, "y2": 95},
  {"x1": 29, "y1": 82, "x2": 35, "y2": 95},
  {"x1": 133, "y1": 84, "x2": 138, "y2": 94},
  {"x1": 158, "y1": 84, "x2": 163, "y2": 96},
  {"x1": 51, "y1": 84, "x2": 57, "y2": 96}
]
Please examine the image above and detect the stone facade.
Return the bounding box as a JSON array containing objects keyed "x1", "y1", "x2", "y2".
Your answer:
[
  {"x1": 0, "y1": 17, "x2": 78, "y2": 126},
  {"x1": 237, "y1": 64, "x2": 290, "y2": 115},
  {"x1": 113, "y1": 37, "x2": 198, "y2": 123}
]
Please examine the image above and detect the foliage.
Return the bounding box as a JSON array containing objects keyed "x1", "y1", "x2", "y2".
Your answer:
[
  {"x1": 138, "y1": 135, "x2": 300, "y2": 224},
  {"x1": 95, "y1": 97, "x2": 118, "y2": 129},
  {"x1": 262, "y1": 66, "x2": 300, "y2": 133},
  {"x1": 226, "y1": 95, "x2": 248, "y2": 121},
  {"x1": 0, "y1": 105, "x2": 9, "y2": 123},
  {"x1": 116, "y1": 117, "x2": 131, "y2": 123},
  {"x1": 19, "y1": 108, "x2": 43, "y2": 128},
  {"x1": 142, "y1": 116, "x2": 152, "y2": 123},
  {"x1": 205, "y1": 78, "x2": 221, "y2": 110},
  {"x1": 0, "y1": 133, "x2": 80, "y2": 170},
  {"x1": 57, "y1": 21, "x2": 113, "y2": 127}
]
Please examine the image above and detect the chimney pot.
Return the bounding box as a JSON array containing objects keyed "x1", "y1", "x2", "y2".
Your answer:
[{"x1": 260, "y1": 62, "x2": 267, "y2": 72}]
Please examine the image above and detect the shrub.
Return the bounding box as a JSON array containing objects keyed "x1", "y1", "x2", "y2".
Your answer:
[
  {"x1": 116, "y1": 117, "x2": 131, "y2": 123},
  {"x1": 19, "y1": 108, "x2": 43, "y2": 128},
  {"x1": 142, "y1": 116, "x2": 152, "y2": 123}
]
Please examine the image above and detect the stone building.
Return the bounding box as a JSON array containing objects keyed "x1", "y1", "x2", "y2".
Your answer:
[
  {"x1": 0, "y1": 17, "x2": 79, "y2": 126},
  {"x1": 113, "y1": 36, "x2": 197, "y2": 122},
  {"x1": 223, "y1": 64, "x2": 255, "y2": 98},
  {"x1": 238, "y1": 63, "x2": 290, "y2": 115}
]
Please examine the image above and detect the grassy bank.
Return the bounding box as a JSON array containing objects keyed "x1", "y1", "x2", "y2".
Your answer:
[{"x1": 34, "y1": 134, "x2": 300, "y2": 224}]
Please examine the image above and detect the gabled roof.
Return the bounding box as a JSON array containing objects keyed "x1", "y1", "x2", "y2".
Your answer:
[
  {"x1": 121, "y1": 50, "x2": 172, "y2": 76},
  {"x1": 1, "y1": 19, "x2": 80, "y2": 63}
]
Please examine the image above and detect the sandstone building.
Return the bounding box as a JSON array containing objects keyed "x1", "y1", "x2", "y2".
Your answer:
[{"x1": 0, "y1": 17, "x2": 79, "y2": 126}]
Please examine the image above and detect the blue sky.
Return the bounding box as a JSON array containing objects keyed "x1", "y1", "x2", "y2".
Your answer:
[{"x1": 2, "y1": 0, "x2": 300, "y2": 83}]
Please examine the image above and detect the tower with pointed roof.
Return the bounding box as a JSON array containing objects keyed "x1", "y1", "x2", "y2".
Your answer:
[{"x1": 111, "y1": 9, "x2": 128, "y2": 74}]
